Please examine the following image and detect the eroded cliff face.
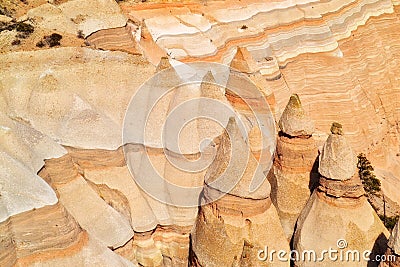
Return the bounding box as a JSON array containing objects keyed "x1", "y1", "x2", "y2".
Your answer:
[{"x1": 0, "y1": 0, "x2": 400, "y2": 266}]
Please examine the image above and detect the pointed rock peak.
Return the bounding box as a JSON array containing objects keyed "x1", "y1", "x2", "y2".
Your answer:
[
  {"x1": 248, "y1": 125, "x2": 263, "y2": 152},
  {"x1": 330, "y1": 122, "x2": 344, "y2": 135},
  {"x1": 288, "y1": 94, "x2": 302, "y2": 108},
  {"x1": 225, "y1": 116, "x2": 241, "y2": 138},
  {"x1": 141, "y1": 19, "x2": 149, "y2": 33},
  {"x1": 278, "y1": 94, "x2": 314, "y2": 137},
  {"x1": 200, "y1": 71, "x2": 225, "y2": 100},
  {"x1": 389, "y1": 220, "x2": 400, "y2": 255},
  {"x1": 230, "y1": 47, "x2": 258, "y2": 74},
  {"x1": 318, "y1": 122, "x2": 357, "y2": 181},
  {"x1": 202, "y1": 70, "x2": 216, "y2": 83},
  {"x1": 205, "y1": 117, "x2": 271, "y2": 199},
  {"x1": 156, "y1": 56, "x2": 172, "y2": 72}
]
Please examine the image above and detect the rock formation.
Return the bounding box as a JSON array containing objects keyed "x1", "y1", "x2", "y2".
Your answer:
[
  {"x1": 0, "y1": 112, "x2": 135, "y2": 266},
  {"x1": 380, "y1": 220, "x2": 400, "y2": 266},
  {"x1": 190, "y1": 117, "x2": 289, "y2": 266},
  {"x1": 225, "y1": 47, "x2": 277, "y2": 168},
  {"x1": 293, "y1": 123, "x2": 389, "y2": 267},
  {"x1": 86, "y1": 23, "x2": 141, "y2": 55},
  {"x1": 119, "y1": 0, "x2": 400, "y2": 200},
  {"x1": 269, "y1": 94, "x2": 319, "y2": 240}
]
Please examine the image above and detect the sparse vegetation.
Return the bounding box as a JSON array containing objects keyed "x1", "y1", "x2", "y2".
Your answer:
[
  {"x1": 77, "y1": 30, "x2": 84, "y2": 39},
  {"x1": 45, "y1": 33, "x2": 62, "y2": 47},
  {"x1": 379, "y1": 215, "x2": 399, "y2": 230},
  {"x1": 0, "y1": 20, "x2": 34, "y2": 35},
  {"x1": 11, "y1": 39, "x2": 20, "y2": 45},
  {"x1": 240, "y1": 25, "x2": 248, "y2": 30},
  {"x1": 36, "y1": 33, "x2": 63, "y2": 48},
  {"x1": 35, "y1": 40, "x2": 45, "y2": 48},
  {"x1": 15, "y1": 21, "x2": 34, "y2": 33},
  {"x1": 357, "y1": 153, "x2": 400, "y2": 230},
  {"x1": 357, "y1": 153, "x2": 381, "y2": 196}
]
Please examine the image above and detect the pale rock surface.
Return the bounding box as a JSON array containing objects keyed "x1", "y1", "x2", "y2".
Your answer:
[
  {"x1": 26, "y1": 0, "x2": 127, "y2": 37},
  {"x1": 0, "y1": 47, "x2": 155, "y2": 150},
  {"x1": 0, "y1": 112, "x2": 65, "y2": 223}
]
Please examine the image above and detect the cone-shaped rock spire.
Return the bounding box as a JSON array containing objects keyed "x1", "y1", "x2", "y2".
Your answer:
[
  {"x1": 205, "y1": 117, "x2": 270, "y2": 199},
  {"x1": 230, "y1": 47, "x2": 259, "y2": 74},
  {"x1": 278, "y1": 94, "x2": 315, "y2": 137},
  {"x1": 293, "y1": 123, "x2": 389, "y2": 267},
  {"x1": 155, "y1": 56, "x2": 172, "y2": 72},
  {"x1": 190, "y1": 118, "x2": 289, "y2": 267},
  {"x1": 269, "y1": 94, "x2": 319, "y2": 240},
  {"x1": 200, "y1": 71, "x2": 225, "y2": 100},
  {"x1": 318, "y1": 122, "x2": 357, "y2": 181}
]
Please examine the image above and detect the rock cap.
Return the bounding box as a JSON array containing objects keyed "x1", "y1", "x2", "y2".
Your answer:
[
  {"x1": 155, "y1": 56, "x2": 172, "y2": 72},
  {"x1": 230, "y1": 47, "x2": 259, "y2": 74},
  {"x1": 278, "y1": 94, "x2": 315, "y2": 137},
  {"x1": 318, "y1": 123, "x2": 357, "y2": 181}
]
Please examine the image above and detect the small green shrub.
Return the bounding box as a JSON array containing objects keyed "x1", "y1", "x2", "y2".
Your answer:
[
  {"x1": 357, "y1": 153, "x2": 381, "y2": 195},
  {"x1": 36, "y1": 33, "x2": 63, "y2": 48},
  {"x1": 379, "y1": 215, "x2": 399, "y2": 230},
  {"x1": 15, "y1": 22, "x2": 34, "y2": 34},
  {"x1": 77, "y1": 30, "x2": 84, "y2": 39},
  {"x1": 36, "y1": 40, "x2": 45, "y2": 48},
  {"x1": 11, "y1": 39, "x2": 20, "y2": 45}
]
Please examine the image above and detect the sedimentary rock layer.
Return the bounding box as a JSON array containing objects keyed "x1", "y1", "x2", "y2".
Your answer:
[
  {"x1": 0, "y1": 202, "x2": 134, "y2": 267},
  {"x1": 123, "y1": 0, "x2": 393, "y2": 66},
  {"x1": 86, "y1": 23, "x2": 141, "y2": 55}
]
